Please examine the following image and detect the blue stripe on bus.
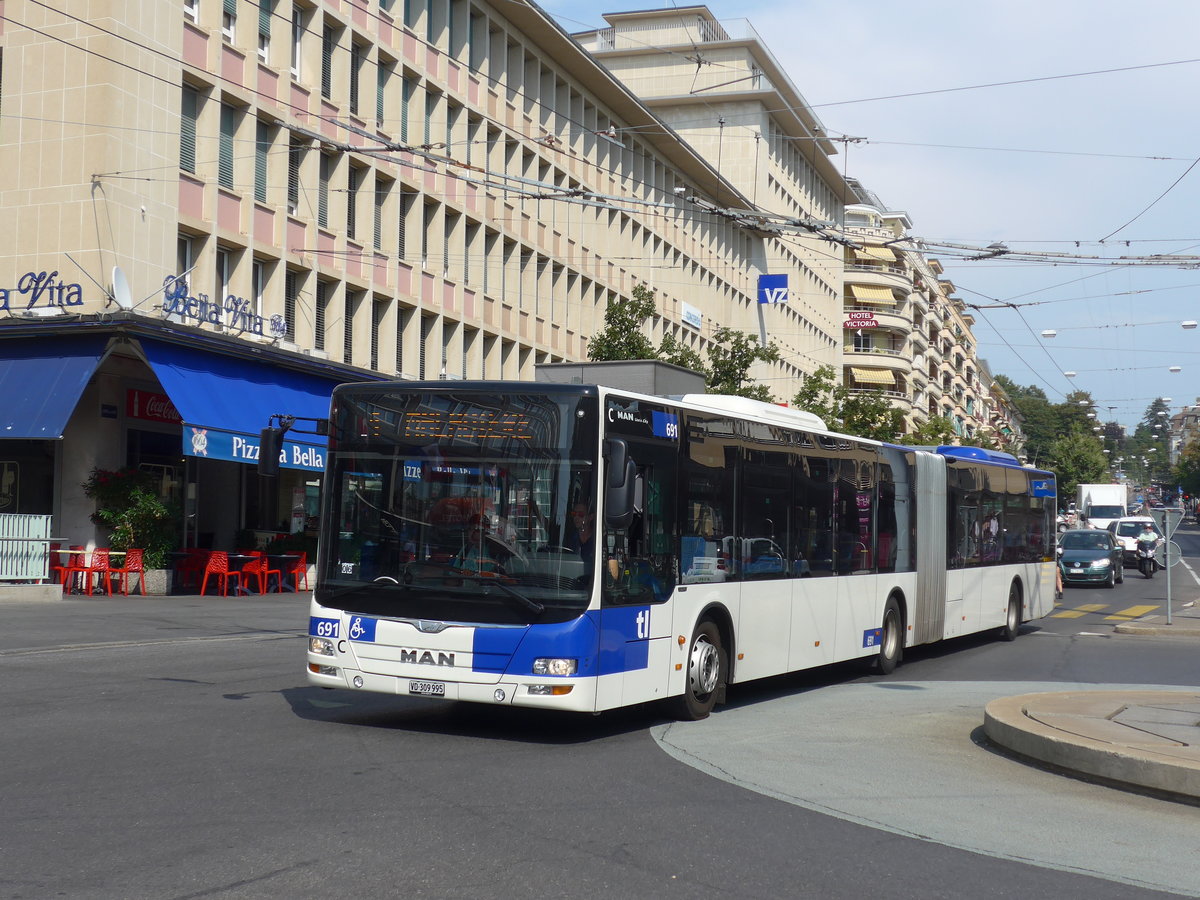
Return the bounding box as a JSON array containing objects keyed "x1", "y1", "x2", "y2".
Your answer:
[{"x1": 470, "y1": 608, "x2": 652, "y2": 677}]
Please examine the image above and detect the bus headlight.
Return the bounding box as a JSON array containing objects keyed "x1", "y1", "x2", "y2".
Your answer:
[
  {"x1": 309, "y1": 637, "x2": 335, "y2": 656},
  {"x1": 532, "y1": 657, "x2": 578, "y2": 676}
]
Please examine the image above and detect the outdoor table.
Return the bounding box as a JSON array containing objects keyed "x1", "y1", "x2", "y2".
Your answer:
[{"x1": 266, "y1": 553, "x2": 303, "y2": 592}]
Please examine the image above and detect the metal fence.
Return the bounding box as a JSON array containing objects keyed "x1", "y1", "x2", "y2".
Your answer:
[{"x1": 0, "y1": 514, "x2": 55, "y2": 582}]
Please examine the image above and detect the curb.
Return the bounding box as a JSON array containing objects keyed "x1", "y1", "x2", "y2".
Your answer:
[
  {"x1": 983, "y1": 691, "x2": 1200, "y2": 802},
  {"x1": 1113, "y1": 599, "x2": 1200, "y2": 636},
  {"x1": 1113, "y1": 622, "x2": 1200, "y2": 636}
]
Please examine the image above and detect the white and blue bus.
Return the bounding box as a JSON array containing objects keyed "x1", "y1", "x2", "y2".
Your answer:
[{"x1": 306, "y1": 382, "x2": 1057, "y2": 719}]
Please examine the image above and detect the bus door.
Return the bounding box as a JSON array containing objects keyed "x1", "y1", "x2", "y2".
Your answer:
[
  {"x1": 734, "y1": 444, "x2": 793, "y2": 682},
  {"x1": 946, "y1": 465, "x2": 984, "y2": 638},
  {"x1": 596, "y1": 409, "x2": 679, "y2": 710}
]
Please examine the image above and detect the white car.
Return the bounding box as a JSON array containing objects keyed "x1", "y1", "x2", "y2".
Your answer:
[{"x1": 1106, "y1": 516, "x2": 1162, "y2": 565}]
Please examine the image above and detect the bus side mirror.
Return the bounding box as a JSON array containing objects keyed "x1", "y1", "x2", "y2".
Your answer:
[
  {"x1": 604, "y1": 438, "x2": 637, "y2": 528},
  {"x1": 259, "y1": 427, "x2": 284, "y2": 477}
]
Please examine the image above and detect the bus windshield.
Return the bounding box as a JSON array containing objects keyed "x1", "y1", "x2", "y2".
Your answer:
[{"x1": 318, "y1": 388, "x2": 599, "y2": 625}]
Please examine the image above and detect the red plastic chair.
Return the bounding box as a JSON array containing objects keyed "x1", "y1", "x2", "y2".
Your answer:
[
  {"x1": 284, "y1": 551, "x2": 308, "y2": 591},
  {"x1": 78, "y1": 549, "x2": 113, "y2": 596},
  {"x1": 110, "y1": 549, "x2": 146, "y2": 596},
  {"x1": 176, "y1": 548, "x2": 210, "y2": 592},
  {"x1": 200, "y1": 551, "x2": 242, "y2": 597},
  {"x1": 53, "y1": 545, "x2": 86, "y2": 593},
  {"x1": 240, "y1": 554, "x2": 282, "y2": 594}
]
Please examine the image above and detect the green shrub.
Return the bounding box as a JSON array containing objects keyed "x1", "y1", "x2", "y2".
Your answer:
[{"x1": 82, "y1": 468, "x2": 181, "y2": 569}]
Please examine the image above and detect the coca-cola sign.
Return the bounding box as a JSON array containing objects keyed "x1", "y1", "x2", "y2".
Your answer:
[{"x1": 127, "y1": 389, "x2": 182, "y2": 424}]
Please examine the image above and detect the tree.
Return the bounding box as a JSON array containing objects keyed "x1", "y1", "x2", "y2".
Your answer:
[
  {"x1": 790, "y1": 364, "x2": 841, "y2": 425},
  {"x1": 1172, "y1": 442, "x2": 1200, "y2": 497},
  {"x1": 586, "y1": 283, "x2": 657, "y2": 362},
  {"x1": 1044, "y1": 428, "x2": 1108, "y2": 502},
  {"x1": 657, "y1": 332, "x2": 705, "y2": 374},
  {"x1": 908, "y1": 415, "x2": 957, "y2": 446},
  {"x1": 840, "y1": 391, "x2": 906, "y2": 442},
  {"x1": 791, "y1": 365, "x2": 904, "y2": 441},
  {"x1": 587, "y1": 284, "x2": 777, "y2": 401},
  {"x1": 704, "y1": 326, "x2": 780, "y2": 402}
]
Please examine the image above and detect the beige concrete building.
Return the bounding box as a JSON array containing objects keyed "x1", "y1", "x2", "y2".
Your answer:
[
  {"x1": 0, "y1": 0, "x2": 852, "y2": 550},
  {"x1": 572, "y1": 7, "x2": 851, "y2": 394}
]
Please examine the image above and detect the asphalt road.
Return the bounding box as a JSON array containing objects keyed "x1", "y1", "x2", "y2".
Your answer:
[{"x1": 2, "y1": 539, "x2": 1198, "y2": 899}]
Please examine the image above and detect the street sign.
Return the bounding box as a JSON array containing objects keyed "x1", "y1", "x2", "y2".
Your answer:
[
  {"x1": 1150, "y1": 506, "x2": 1184, "y2": 537},
  {"x1": 1155, "y1": 540, "x2": 1184, "y2": 568}
]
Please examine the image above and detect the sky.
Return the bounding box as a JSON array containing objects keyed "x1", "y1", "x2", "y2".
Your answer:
[{"x1": 539, "y1": 0, "x2": 1200, "y2": 428}]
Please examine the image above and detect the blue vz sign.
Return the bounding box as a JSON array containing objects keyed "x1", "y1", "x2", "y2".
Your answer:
[{"x1": 757, "y1": 273, "x2": 789, "y2": 304}]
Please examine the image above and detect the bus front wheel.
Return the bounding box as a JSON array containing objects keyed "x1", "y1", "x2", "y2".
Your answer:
[
  {"x1": 874, "y1": 598, "x2": 903, "y2": 675},
  {"x1": 669, "y1": 620, "x2": 726, "y2": 721}
]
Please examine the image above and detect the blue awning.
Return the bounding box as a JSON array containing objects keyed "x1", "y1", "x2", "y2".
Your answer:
[
  {"x1": 140, "y1": 340, "x2": 345, "y2": 471},
  {"x1": 0, "y1": 336, "x2": 109, "y2": 439}
]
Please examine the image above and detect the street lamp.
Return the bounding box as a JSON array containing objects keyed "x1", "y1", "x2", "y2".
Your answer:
[
  {"x1": 1042, "y1": 330, "x2": 1057, "y2": 338},
  {"x1": 1169, "y1": 366, "x2": 1182, "y2": 373},
  {"x1": 1184, "y1": 321, "x2": 1197, "y2": 330}
]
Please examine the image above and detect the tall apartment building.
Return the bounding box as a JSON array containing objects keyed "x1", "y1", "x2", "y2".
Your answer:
[
  {"x1": 0, "y1": 0, "x2": 851, "y2": 549},
  {"x1": 841, "y1": 185, "x2": 1023, "y2": 451},
  {"x1": 572, "y1": 7, "x2": 852, "y2": 391}
]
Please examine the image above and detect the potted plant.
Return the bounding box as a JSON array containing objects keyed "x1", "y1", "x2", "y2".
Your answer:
[{"x1": 82, "y1": 468, "x2": 182, "y2": 594}]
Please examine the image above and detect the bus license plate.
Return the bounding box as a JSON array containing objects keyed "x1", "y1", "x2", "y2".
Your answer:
[{"x1": 409, "y1": 680, "x2": 445, "y2": 697}]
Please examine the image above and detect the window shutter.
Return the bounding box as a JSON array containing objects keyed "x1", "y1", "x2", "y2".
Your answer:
[{"x1": 180, "y1": 87, "x2": 198, "y2": 174}]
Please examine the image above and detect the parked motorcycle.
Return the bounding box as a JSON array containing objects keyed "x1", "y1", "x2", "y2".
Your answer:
[{"x1": 1136, "y1": 542, "x2": 1159, "y2": 578}]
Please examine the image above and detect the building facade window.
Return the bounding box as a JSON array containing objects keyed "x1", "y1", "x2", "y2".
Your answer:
[
  {"x1": 284, "y1": 270, "x2": 297, "y2": 341},
  {"x1": 257, "y1": 0, "x2": 272, "y2": 63},
  {"x1": 287, "y1": 138, "x2": 303, "y2": 215},
  {"x1": 254, "y1": 119, "x2": 270, "y2": 203},
  {"x1": 315, "y1": 281, "x2": 328, "y2": 351},
  {"x1": 221, "y1": 0, "x2": 236, "y2": 42},
  {"x1": 252, "y1": 259, "x2": 265, "y2": 317},
  {"x1": 318, "y1": 153, "x2": 331, "y2": 228},
  {"x1": 180, "y1": 86, "x2": 199, "y2": 174},
  {"x1": 290, "y1": 9, "x2": 303, "y2": 78},
  {"x1": 215, "y1": 247, "x2": 231, "y2": 305},
  {"x1": 321, "y1": 25, "x2": 335, "y2": 99},
  {"x1": 218, "y1": 104, "x2": 236, "y2": 189}
]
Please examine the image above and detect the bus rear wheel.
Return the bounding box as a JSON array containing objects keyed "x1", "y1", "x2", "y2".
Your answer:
[
  {"x1": 669, "y1": 620, "x2": 726, "y2": 721},
  {"x1": 874, "y1": 598, "x2": 902, "y2": 675}
]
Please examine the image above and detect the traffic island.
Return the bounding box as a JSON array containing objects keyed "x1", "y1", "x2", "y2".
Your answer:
[{"x1": 984, "y1": 690, "x2": 1200, "y2": 802}]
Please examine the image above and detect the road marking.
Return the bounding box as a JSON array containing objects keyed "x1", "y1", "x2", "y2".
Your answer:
[
  {"x1": 1050, "y1": 603, "x2": 1107, "y2": 618},
  {"x1": 1181, "y1": 557, "x2": 1200, "y2": 587},
  {"x1": 1104, "y1": 604, "x2": 1158, "y2": 621}
]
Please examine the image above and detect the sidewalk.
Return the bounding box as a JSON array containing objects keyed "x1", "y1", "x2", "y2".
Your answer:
[{"x1": 984, "y1": 599, "x2": 1200, "y2": 802}]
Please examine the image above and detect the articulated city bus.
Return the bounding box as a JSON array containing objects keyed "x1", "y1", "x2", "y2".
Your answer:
[{"x1": 306, "y1": 381, "x2": 1056, "y2": 719}]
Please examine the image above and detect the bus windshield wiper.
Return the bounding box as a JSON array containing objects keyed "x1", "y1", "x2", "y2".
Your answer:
[{"x1": 454, "y1": 574, "x2": 545, "y2": 615}]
